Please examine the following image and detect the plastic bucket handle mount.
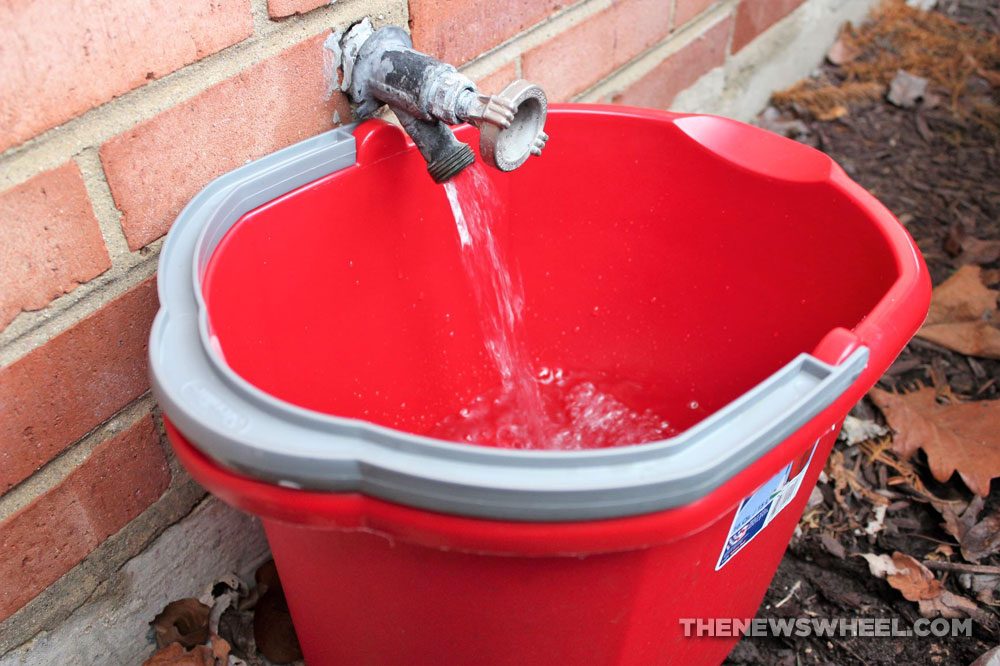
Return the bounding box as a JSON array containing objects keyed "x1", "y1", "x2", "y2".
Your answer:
[{"x1": 150, "y1": 118, "x2": 869, "y2": 522}]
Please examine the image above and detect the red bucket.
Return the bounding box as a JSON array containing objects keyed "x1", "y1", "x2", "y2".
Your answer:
[{"x1": 152, "y1": 106, "x2": 929, "y2": 665}]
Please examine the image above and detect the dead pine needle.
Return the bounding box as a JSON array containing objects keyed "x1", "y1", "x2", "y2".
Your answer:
[{"x1": 772, "y1": 0, "x2": 1000, "y2": 126}]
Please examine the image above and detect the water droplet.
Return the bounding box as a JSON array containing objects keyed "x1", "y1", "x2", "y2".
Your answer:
[{"x1": 688, "y1": 401, "x2": 699, "y2": 410}]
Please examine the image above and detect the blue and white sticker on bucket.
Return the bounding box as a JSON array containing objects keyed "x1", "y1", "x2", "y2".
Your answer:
[{"x1": 715, "y1": 440, "x2": 819, "y2": 570}]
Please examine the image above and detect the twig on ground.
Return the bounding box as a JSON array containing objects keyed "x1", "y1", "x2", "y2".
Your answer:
[
  {"x1": 923, "y1": 561, "x2": 1000, "y2": 575},
  {"x1": 774, "y1": 580, "x2": 803, "y2": 608}
]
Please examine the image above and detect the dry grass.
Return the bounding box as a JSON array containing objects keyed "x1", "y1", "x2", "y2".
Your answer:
[{"x1": 773, "y1": 81, "x2": 885, "y2": 120}]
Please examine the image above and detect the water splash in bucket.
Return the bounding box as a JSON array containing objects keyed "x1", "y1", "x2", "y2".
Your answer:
[{"x1": 436, "y1": 165, "x2": 675, "y2": 450}]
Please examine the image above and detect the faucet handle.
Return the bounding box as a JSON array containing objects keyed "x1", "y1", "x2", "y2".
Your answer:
[
  {"x1": 464, "y1": 93, "x2": 517, "y2": 130},
  {"x1": 531, "y1": 131, "x2": 549, "y2": 157},
  {"x1": 477, "y1": 80, "x2": 549, "y2": 172}
]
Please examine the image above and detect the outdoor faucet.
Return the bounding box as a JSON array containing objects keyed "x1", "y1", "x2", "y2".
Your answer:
[{"x1": 333, "y1": 19, "x2": 549, "y2": 183}]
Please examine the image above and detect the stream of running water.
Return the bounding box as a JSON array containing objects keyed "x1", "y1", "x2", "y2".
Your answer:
[{"x1": 431, "y1": 164, "x2": 675, "y2": 450}]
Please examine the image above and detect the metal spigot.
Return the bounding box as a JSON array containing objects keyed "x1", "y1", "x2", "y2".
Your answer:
[
  {"x1": 474, "y1": 81, "x2": 549, "y2": 172},
  {"x1": 332, "y1": 20, "x2": 548, "y2": 182}
]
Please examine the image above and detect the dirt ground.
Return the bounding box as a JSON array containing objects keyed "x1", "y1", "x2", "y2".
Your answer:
[{"x1": 730, "y1": 1, "x2": 1000, "y2": 664}]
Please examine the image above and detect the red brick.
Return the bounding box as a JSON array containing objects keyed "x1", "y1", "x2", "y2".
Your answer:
[
  {"x1": 100, "y1": 34, "x2": 351, "y2": 250},
  {"x1": 0, "y1": 279, "x2": 158, "y2": 492},
  {"x1": 522, "y1": 0, "x2": 672, "y2": 102},
  {"x1": 0, "y1": 0, "x2": 252, "y2": 152},
  {"x1": 614, "y1": 17, "x2": 731, "y2": 108},
  {"x1": 0, "y1": 416, "x2": 169, "y2": 622},
  {"x1": 268, "y1": 0, "x2": 326, "y2": 17},
  {"x1": 410, "y1": 0, "x2": 567, "y2": 65},
  {"x1": 474, "y1": 62, "x2": 519, "y2": 94},
  {"x1": 0, "y1": 163, "x2": 110, "y2": 331},
  {"x1": 732, "y1": 0, "x2": 804, "y2": 53},
  {"x1": 674, "y1": 0, "x2": 717, "y2": 28}
]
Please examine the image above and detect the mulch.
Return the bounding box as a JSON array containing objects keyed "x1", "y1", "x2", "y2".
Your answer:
[{"x1": 730, "y1": 1, "x2": 1000, "y2": 664}]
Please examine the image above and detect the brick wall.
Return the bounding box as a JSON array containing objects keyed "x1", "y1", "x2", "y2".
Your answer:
[{"x1": 0, "y1": 0, "x2": 862, "y2": 659}]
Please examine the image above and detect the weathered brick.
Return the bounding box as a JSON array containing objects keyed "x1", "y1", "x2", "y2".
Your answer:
[
  {"x1": 732, "y1": 0, "x2": 804, "y2": 53},
  {"x1": 0, "y1": 163, "x2": 110, "y2": 331},
  {"x1": 268, "y1": 0, "x2": 327, "y2": 17},
  {"x1": 0, "y1": 279, "x2": 158, "y2": 492},
  {"x1": 410, "y1": 0, "x2": 567, "y2": 66},
  {"x1": 0, "y1": 415, "x2": 169, "y2": 622},
  {"x1": 674, "y1": 0, "x2": 717, "y2": 28},
  {"x1": 473, "y1": 61, "x2": 519, "y2": 94},
  {"x1": 522, "y1": 0, "x2": 672, "y2": 102},
  {"x1": 0, "y1": 0, "x2": 252, "y2": 152},
  {"x1": 100, "y1": 34, "x2": 351, "y2": 250},
  {"x1": 614, "y1": 17, "x2": 731, "y2": 108}
]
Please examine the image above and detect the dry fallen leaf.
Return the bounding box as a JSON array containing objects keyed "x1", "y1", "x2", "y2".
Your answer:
[
  {"x1": 827, "y1": 34, "x2": 861, "y2": 65},
  {"x1": 839, "y1": 414, "x2": 888, "y2": 446},
  {"x1": 938, "y1": 496, "x2": 1000, "y2": 562},
  {"x1": 887, "y1": 69, "x2": 929, "y2": 108},
  {"x1": 142, "y1": 643, "x2": 215, "y2": 666},
  {"x1": 860, "y1": 552, "x2": 899, "y2": 578},
  {"x1": 967, "y1": 574, "x2": 1000, "y2": 605},
  {"x1": 956, "y1": 238, "x2": 1000, "y2": 266},
  {"x1": 970, "y1": 645, "x2": 1000, "y2": 666},
  {"x1": 861, "y1": 552, "x2": 990, "y2": 624},
  {"x1": 253, "y1": 561, "x2": 303, "y2": 664},
  {"x1": 924, "y1": 266, "x2": 998, "y2": 323},
  {"x1": 961, "y1": 511, "x2": 1000, "y2": 563},
  {"x1": 820, "y1": 532, "x2": 846, "y2": 559},
  {"x1": 217, "y1": 606, "x2": 257, "y2": 662},
  {"x1": 916, "y1": 265, "x2": 1000, "y2": 359},
  {"x1": 870, "y1": 387, "x2": 1000, "y2": 496},
  {"x1": 921, "y1": 320, "x2": 1000, "y2": 359},
  {"x1": 887, "y1": 553, "x2": 986, "y2": 621},
  {"x1": 883, "y1": 553, "x2": 942, "y2": 602},
  {"x1": 757, "y1": 106, "x2": 809, "y2": 138},
  {"x1": 151, "y1": 599, "x2": 212, "y2": 649},
  {"x1": 935, "y1": 496, "x2": 979, "y2": 546},
  {"x1": 864, "y1": 505, "x2": 888, "y2": 537},
  {"x1": 209, "y1": 635, "x2": 231, "y2": 662}
]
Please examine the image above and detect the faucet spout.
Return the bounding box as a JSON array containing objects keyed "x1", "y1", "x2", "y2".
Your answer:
[
  {"x1": 395, "y1": 111, "x2": 476, "y2": 183},
  {"x1": 334, "y1": 20, "x2": 548, "y2": 183}
]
